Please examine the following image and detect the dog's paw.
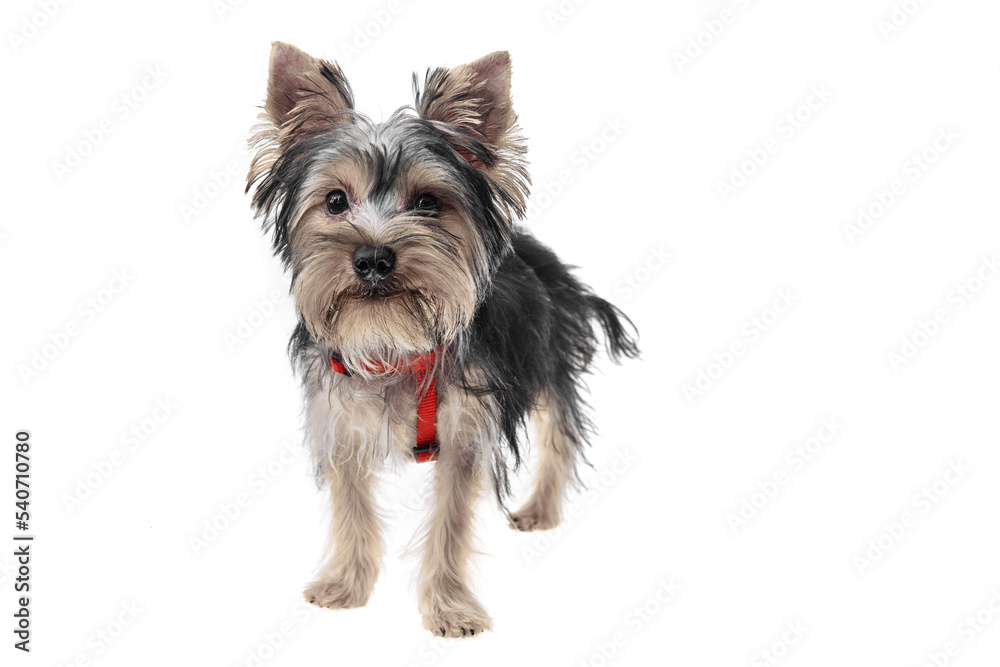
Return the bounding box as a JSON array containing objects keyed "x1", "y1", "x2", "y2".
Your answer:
[
  {"x1": 422, "y1": 606, "x2": 492, "y2": 638},
  {"x1": 508, "y1": 505, "x2": 560, "y2": 532},
  {"x1": 304, "y1": 578, "x2": 371, "y2": 610}
]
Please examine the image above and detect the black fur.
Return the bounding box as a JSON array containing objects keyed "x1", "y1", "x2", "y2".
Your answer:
[
  {"x1": 284, "y1": 225, "x2": 639, "y2": 503},
  {"x1": 454, "y1": 230, "x2": 639, "y2": 501},
  {"x1": 251, "y1": 58, "x2": 639, "y2": 506},
  {"x1": 250, "y1": 113, "x2": 513, "y2": 281}
]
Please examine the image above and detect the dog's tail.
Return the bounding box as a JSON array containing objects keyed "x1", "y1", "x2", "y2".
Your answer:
[{"x1": 585, "y1": 295, "x2": 640, "y2": 363}]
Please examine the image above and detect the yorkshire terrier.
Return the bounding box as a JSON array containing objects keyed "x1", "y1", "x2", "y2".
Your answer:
[{"x1": 247, "y1": 42, "x2": 638, "y2": 637}]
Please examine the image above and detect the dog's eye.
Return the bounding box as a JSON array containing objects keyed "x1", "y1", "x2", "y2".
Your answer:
[
  {"x1": 412, "y1": 193, "x2": 441, "y2": 215},
  {"x1": 325, "y1": 190, "x2": 350, "y2": 215}
]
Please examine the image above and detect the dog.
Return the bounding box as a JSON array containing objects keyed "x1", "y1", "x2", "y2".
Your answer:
[{"x1": 247, "y1": 42, "x2": 639, "y2": 637}]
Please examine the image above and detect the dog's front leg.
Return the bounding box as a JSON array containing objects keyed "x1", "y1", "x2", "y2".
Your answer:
[
  {"x1": 304, "y1": 453, "x2": 382, "y2": 609},
  {"x1": 417, "y1": 419, "x2": 492, "y2": 637}
]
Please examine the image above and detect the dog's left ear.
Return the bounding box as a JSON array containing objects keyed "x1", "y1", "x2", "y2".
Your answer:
[
  {"x1": 415, "y1": 51, "x2": 515, "y2": 149},
  {"x1": 415, "y1": 52, "x2": 529, "y2": 218}
]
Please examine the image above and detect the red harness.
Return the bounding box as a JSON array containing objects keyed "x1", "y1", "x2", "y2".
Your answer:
[{"x1": 329, "y1": 350, "x2": 440, "y2": 463}]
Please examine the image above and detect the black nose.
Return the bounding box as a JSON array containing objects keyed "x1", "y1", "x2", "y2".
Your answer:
[{"x1": 352, "y1": 245, "x2": 396, "y2": 286}]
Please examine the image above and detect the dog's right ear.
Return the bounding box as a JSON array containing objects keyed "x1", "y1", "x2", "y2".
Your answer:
[
  {"x1": 264, "y1": 41, "x2": 354, "y2": 131},
  {"x1": 249, "y1": 43, "x2": 354, "y2": 262}
]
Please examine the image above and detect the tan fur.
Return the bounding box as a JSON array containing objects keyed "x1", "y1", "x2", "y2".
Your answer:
[
  {"x1": 304, "y1": 364, "x2": 499, "y2": 636},
  {"x1": 509, "y1": 395, "x2": 579, "y2": 532},
  {"x1": 252, "y1": 45, "x2": 563, "y2": 638},
  {"x1": 303, "y1": 454, "x2": 383, "y2": 609},
  {"x1": 302, "y1": 370, "x2": 416, "y2": 607},
  {"x1": 416, "y1": 371, "x2": 498, "y2": 637},
  {"x1": 288, "y1": 162, "x2": 483, "y2": 363},
  {"x1": 264, "y1": 42, "x2": 352, "y2": 125},
  {"x1": 247, "y1": 42, "x2": 354, "y2": 224},
  {"x1": 248, "y1": 49, "x2": 523, "y2": 366},
  {"x1": 415, "y1": 51, "x2": 530, "y2": 222}
]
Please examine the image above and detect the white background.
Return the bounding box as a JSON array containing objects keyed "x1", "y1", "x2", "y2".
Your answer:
[{"x1": 3, "y1": 0, "x2": 1000, "y2": 665}]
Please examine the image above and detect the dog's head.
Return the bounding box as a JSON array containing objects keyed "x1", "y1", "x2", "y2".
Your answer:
[{"x1": 247, "y1": 42, "x2": 529, "y2": 365}]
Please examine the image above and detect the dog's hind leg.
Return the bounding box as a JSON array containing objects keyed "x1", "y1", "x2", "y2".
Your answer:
[{"x1": 508, "y1": 393, "x2": 580, "y2": 532}]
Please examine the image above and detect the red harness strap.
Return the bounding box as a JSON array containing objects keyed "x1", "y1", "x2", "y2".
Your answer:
[{"x1": 329, "y1": 350, "x2": 440, "y2": 463}]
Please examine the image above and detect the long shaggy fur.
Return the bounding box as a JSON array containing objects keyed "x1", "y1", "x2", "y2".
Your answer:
[{"x1": 248, "y1": 42, "x2": 639, "y2": 637}]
